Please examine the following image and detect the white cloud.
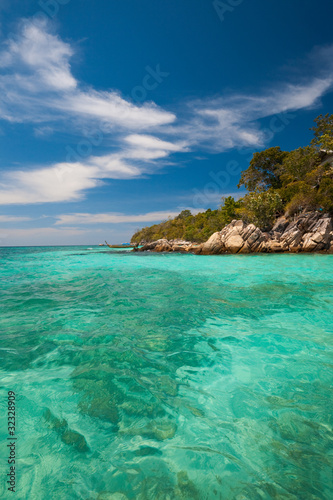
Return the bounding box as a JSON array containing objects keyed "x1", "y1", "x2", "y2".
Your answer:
[
  {"x1": 0, "y1": 19, "x2": 182, "y2": 204},
  {"x1": 33, "y1": 125, "x2": 54, "y2": 137},
  {"x1": 0, "y1": 19, "x2": 332, "y2": 207},
  {"x1": 0, "y1": 20, "x2": 76, "y2": 91},
  {"x1": 125, "y1": 134, "x2": 187, "y2": 152},
  {"x1": 263, "y1": 78, "x2": 333, "y2": 114},
  {"x1": 175, "y1": 73, "x2": 333, "y2": 152},
  {"x1": 0, "y1": 133, "x2": 187, "y2": 205},
  {"x1": 0, "y1": 155, "x2": 143, "y2": 204},
  {"x1": 54, "y1": 210, "x2": 205, "y2": 225},
  {"x1": 0, "y1": 226, "x2": 91, "y2": 246},
  {"x1": 122, "y1": 134, "x2": 188, "y2": 161},
  {"x1": 0, "y1": 164, "x2": 97, "y2": 204},
  {"x1": 0, "y1": 215, "x2": 32, "y2": 222},
  {"x1": 59, "y1": 90, "x2": 175, "y2": 129},
  {"x1": 0, "y1": 18, "x2": 175, "y2": 129}
]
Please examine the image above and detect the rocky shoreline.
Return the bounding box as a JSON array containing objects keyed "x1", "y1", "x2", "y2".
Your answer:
[{"x1": 133, "y1": 212, "x2": 333, "y2": 254}]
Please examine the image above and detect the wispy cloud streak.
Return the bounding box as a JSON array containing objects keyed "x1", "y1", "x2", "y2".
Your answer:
[{"x1": 0, "y1": 19, "x2": 332, "y2": 205}]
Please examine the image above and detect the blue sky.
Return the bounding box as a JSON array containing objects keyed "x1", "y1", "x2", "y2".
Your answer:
[{"x1": 0, "y1": 0, "x2": 333, "y2": 245}]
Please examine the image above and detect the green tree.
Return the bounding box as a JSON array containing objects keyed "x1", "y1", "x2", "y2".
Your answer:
[
  {"x1": 280, "y1": 146, "x2": 320, "y2": 184},
  {"x1": 176, "y1": 210, "x2": 192, "y2": 220},
  {"x1": 238, "y1": 147, "x2": 287, "y2": 191},
  {"x1": 240, "y1": 191, "x2": 283, "y2": 230},
  {"x1": 284, "y1": 191, "x2": 317, "y2": 217},
  {"x1": 316, "y1": 177, "x2": 333, "y2": 212},
  {"x1": 219, "y1": 196, "x2": 242, "y2": 225},
  {"x1": 311, "y1": 113, "x2": 333, "y2": 151}
]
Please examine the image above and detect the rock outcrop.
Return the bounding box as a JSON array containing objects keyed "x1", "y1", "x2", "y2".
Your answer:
[
  {"x1": 301, "y1": 216, "x2": 332, "y2": 252},
  {"x1": 134, "y1": 239, "x2": 200, "y2": 253},
  {"x1": 134, "y1": 213, "x2": 333, "y2": 255},
  {"x1": 198, "y1": 219, "x2": 267, "y2": 255}
]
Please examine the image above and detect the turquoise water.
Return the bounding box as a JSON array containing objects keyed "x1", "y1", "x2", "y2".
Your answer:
[{"x1": 0, "y1": 247, "x2": 332, "y2": 500}]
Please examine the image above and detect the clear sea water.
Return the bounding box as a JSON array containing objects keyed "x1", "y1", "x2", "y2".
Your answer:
[{"x1": 0, "y1": 246, "x2": 332, "y2": 500}]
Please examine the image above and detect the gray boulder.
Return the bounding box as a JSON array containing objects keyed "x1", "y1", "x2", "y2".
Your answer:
[
  {"x1": 197, "y1": 232, "x2": 224, "y2": 254},
  {"x1": 302, "y1": 217, "x2": 332, "y2": 251},
  {"x1": 272, "y1": 216, "x2": 289, "y2": 234}
]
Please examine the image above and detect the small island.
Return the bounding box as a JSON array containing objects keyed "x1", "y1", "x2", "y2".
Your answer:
[{"x1": 131, "y1": 114, "x2": 333, "y2": 255}]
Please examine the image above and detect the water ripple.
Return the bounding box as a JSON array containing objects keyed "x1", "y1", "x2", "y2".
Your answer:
[{"x1": 0, "y1": 247, "x2": 332, "y2": 499}]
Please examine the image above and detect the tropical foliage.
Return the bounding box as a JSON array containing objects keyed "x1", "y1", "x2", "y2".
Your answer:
[
  {"x1": 239, "y1": 191, "x2": 283, "y2": 230},
  {"x1": 131, "y1": 115, "x2": 333, "y2": 243}
]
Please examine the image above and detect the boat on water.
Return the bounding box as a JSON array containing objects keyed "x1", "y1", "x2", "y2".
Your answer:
[{"x1": 104, "y1": 241, "x2": 133, "y2": 248}]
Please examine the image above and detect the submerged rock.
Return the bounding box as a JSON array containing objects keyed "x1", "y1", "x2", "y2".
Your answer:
[
  {"x1": 184, "y1": 405, "x2": 205, "y2": 418},
  {"x1": 44, "y1": 408, "x2": 67, "y2": 430},
  {"x1": 120, "y1": 398, "x2": 164, "y2": 418},
  {"x1": 44, "y1": 409, "x2": 89, "y2": 453},
  {"x1": 72, "y1": 371, "x2": 123, "y2": 424},
  {"x1": 120, "y1": 419, "x2": 177, "y2": 441},
  {"x1": 149, "y1": 375, "x2": 178, "y2": 397},
  {"x1": 79, "y1": 394, "x2": 119, "y2": 424},
  {"x1": 97, "y1": 493, "x2": 128, "y2": 500},
  {"x1": 175, "y1": 471, "x2": 200, "y2": 500},
  {"x1": 61, "y1": 429, "x2": 89, "y2": 452},
  {"x1": 138, "y1": 476, "x2": 176, "y2": 500},
  {"x1": 146, "y1": 420, "x2": 177, "y2": 440},
  {"x1": 134, "y1": 446, "x2": 162, "y2": 457}
]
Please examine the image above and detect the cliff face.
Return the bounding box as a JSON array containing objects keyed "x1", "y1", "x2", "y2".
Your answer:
[{"x1": 135, "y1": 212, "x2": 333, "y2": 254}]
